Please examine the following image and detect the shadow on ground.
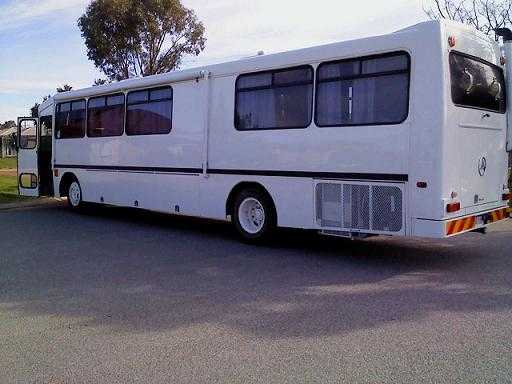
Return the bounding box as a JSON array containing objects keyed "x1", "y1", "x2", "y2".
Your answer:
[{"x1": 1, "y1": 204, "x2": 511, "y2": 339}]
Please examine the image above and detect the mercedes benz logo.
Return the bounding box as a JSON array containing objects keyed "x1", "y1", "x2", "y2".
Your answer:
[{"x1": 478, "y1": 156, "x2": 487, "y2": 176}]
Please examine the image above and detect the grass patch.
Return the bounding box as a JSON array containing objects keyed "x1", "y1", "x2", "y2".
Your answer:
[
  {"x1": 0, "y1": 174, "x2": 30, "y2": 204},
  {"x1": 0, "y1": 157, "x2": 16, "y2": 169}
]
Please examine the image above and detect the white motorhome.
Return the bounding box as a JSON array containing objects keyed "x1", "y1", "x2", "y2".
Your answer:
[{"x1": 16, "y1": 20, "x2": 511, "y2": 241}]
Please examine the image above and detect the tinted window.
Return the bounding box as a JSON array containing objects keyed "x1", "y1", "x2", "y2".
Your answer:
[
  {"x1": 127, "y1": 90, "x2": 149, "y2": 104},
  {"x1": 237, "y1": 73, "x2": 272, "y2": 89},
  {"x1": 126, "y1": 87, "x2": 172, "y2": 135},
  {"x1": 318, "y1": 61, "x2": 360, "y2": 80},
  {"x1": 108, "y1": 94, "x2": 125, "y2": 106},
  {"x1": 315, "y1": 52, "x2": 410, "y2": 127},
  {"x1": 87, "y1": 93, "x2": 125, "y2": 137},
  {"x1": 450, "y1": 52, "x2": 506, "y2": 113},
  {"x1": 55, "y1": 100, "x2": 86, "y2": 139},
  {"x1": 235, "y1": 66, "x2": 314, "y2": 130},
  {"x1": 362, "y1": 55, "x2": 408, "y2": 74},
  {"x1": 150, "y1": 88, "x2": 173, "y2": 101}
]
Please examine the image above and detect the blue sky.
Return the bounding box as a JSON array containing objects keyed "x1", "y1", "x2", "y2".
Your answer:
[{"x1": 0, "y1": 0, "x2": 426, "y2": 122}]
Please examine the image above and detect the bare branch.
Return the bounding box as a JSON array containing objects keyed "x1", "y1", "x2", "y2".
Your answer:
[{"x1": 424, "y1": 0, "x2": 511, "y2": 38}]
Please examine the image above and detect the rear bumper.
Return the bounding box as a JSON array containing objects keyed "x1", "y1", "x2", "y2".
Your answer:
[{"x1": 413, "y1": 207, "x2": 510, "y2": 238}]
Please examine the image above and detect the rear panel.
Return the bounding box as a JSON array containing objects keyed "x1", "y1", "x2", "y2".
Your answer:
[{"x1": 442, "y1": 23, "x2": 509, "y2": 218}]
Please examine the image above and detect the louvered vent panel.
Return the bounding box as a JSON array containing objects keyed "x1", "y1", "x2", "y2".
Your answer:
[
  {"x1": 316, "y1": 181, "x2": 404, "y2": 234},
  {"x1": 316, "y1": 183, "x2": 342, "y2": 227},
  {"x1": 343, "y1": 184, "x2": 370, "y2": 230},
  {"x1": 371, "y1": 186, "x2": 403, "y2": 232}
]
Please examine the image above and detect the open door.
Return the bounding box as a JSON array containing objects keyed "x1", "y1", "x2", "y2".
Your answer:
[{"x1": 17, "y1": 117, "x2": 39, "y2": 197}]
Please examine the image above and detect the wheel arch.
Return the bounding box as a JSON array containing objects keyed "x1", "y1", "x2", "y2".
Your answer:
[
  {"x1": 226, "y1": 181, "x2": 277, "y2": 221},
  {"x1": 59, "y1": 172, "x2": 78, "y2": 197}
]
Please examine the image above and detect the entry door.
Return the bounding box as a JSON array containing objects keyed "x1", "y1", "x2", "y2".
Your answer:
[{"x1": 17, "y1": 117, "x2": 39, "y2": 197}]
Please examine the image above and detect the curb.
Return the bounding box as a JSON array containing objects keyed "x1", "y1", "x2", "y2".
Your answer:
[{"x1": 0, "y1": 198, "x2": 66, "y2": 211}]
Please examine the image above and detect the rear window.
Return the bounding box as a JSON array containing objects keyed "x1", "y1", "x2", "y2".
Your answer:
[{"x1": 450, "y1": 52, "x2": 506, "y2": 113}]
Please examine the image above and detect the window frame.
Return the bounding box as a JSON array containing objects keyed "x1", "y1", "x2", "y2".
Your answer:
[
  {"x1": 19, "y1": 173, "x2": 38, "y2": 189},
  {"x1": 314, "y1": 51, "x2": 411, "y2": 128},
  {"x1": 18, "y1": 118, "x2": 38, "y2": 150},
  {"x1": 449, "y1": 50, "x2": 506, "y2": 114},
  {"x1": 234, "y1": 65, "x2": 315, "y2": 131},
  {"x1": 125, "y1": 85, "x2": 173, "y2": 136},
  {"x1": 86, "y1": 92, "x2": 126, "y2": 138},
  {"x1": 55, "y1": 99, "x2": 87, "y2": 139}
]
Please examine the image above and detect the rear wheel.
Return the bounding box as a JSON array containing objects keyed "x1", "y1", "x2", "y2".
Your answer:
[
  {"x1": 233, "y1": 189, "x2": 276, "y2": 241},
  {"x1": 67, "y1": 180, "x2": 83, "y2": 209}
]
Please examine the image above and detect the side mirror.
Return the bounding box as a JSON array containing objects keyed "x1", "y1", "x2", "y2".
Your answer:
[{"x1": 10, "y1": 132, "x2": 18, "y2": 151}]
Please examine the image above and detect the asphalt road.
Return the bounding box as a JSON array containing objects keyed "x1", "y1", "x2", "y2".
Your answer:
[{"x1": 1, "y1": 203, "x2": 511, "y2": 384}]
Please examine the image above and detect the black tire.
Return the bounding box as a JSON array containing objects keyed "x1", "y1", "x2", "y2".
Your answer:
[
  {"x1": 66, "y1": 178, "x2": 83, "y2": 210},
  {"x1": 233, "y1": 188, "x2": 276, "y2": 242}
]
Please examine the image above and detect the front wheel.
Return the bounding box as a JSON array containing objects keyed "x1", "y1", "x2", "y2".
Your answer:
[
  {"x1": 233, "y1": 189, "x2": 276, "y2": 242},
  {"x1": 67, "y1": 180, "x2": 83, "y2": 209}
]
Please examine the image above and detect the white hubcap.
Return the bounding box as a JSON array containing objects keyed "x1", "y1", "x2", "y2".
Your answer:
[
  {"x1": 69, "y1": 182, "x2": 81, "y2": 207},
  {"x1": 238, "y1": 197, "x2": 265, "y2": 234}
]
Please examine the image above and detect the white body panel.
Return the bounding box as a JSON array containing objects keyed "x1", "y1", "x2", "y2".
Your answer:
[
  {"x1": 17, "y1": 118, "x2": 39, "y2": 197},
  {"x1": 17, "y1": 20, "x2": 509, "y2": 238},
  {"x1": 504, "y1": 41, "x2": 512, "y2": 152},
  {"x1": 441, "y1": 24, "x2": 508, "y2": 216}
]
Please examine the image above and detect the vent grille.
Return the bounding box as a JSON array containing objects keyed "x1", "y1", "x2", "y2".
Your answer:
[
  {"x1": 316, "y1": 183, "x2": 342, "y2": 227},
  {"x1": 343, "y1": 184, "x2": 370, "y2": 230},
  {"x1": 371, "y1": 185, "x2": 402, "y2": 232},
  {"x1": 316, "y1": 182, "x2": 403, "y2": 233}
]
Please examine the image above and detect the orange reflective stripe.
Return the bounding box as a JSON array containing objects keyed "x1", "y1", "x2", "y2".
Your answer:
[
  {"x1": 446, "y1": 216, "x2": 476, "y2": 236},
  {"x1": 445, "y1": 207, "x2": 512, "y2": 236},
  {"x1": 447, "y1": 220, "x2": 458, "y2": 235},
  {"x1": 452, "y1": 220, "x2": 462, "y2": 234},
  {"x1": 456, "y1": 219, "x2": 466, "y2": 233},
  {"x1": 489, "y1": 208, "x2": 507, "y2": 223},
  {"x1": 464, "y1": 217, "x2": 475, "y2": 230}
]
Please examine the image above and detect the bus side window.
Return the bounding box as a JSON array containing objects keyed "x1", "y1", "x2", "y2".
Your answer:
[
  {"x1": 315, "y1": 52, "x2": 410, "y2": 127},
  {"x1": 126, "y1": 87, "x2": 173, "y2": 136},
  {"x1": 234, "y1": 66, "x2": 314, "y2": 131},
  {"x1": 87, "y1": 94, "x2": 125, "y2": 137},
  {"x1": 55, "y1": 100, "x2": 86, "y2": 139}
]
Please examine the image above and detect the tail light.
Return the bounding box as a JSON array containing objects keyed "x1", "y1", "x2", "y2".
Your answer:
[
  {"x1": 447, "y1": 202, "x2": 461, "y2": 213},
  {"x1": 503, "y1": 193, "x2": 511, "y2": 201}
]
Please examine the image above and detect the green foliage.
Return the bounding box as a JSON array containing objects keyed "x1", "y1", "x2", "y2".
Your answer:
[
  {"x1": 78, "y1": 0, "x2": 206, "y2": 81},
  {"x1": 0, "y1": 121, "x2": 15, "y2": 131},
  {"x1": 93, "y1": 78, "x2": 109, "y2": 86},
  {"x1": 30, "y1": 103, "x2": 40, "y2": 118},
  {"x1": 56, "y1": 84, "x2": 73, "y2": 93}
]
